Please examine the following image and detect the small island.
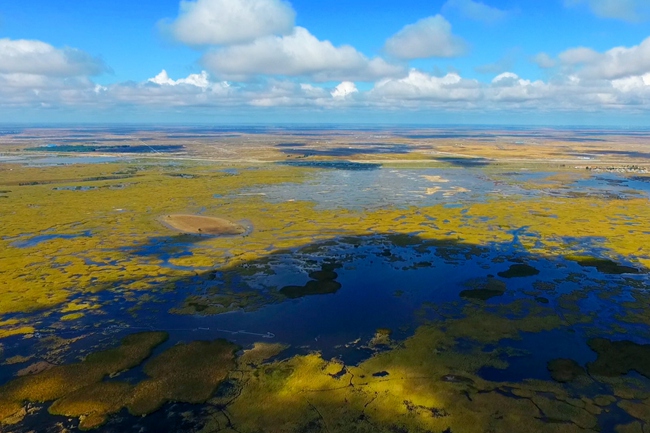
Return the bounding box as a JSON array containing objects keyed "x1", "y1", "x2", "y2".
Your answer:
[{"x1": 159, "y1": 214, "x2": 247, "y2": 236}]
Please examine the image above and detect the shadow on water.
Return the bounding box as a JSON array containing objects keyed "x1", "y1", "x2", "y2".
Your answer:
[
  {"x1": 275, "y1": 142, "x2": 306, "y2": 147},
  {"x1": 594, "y1": 150, "x2": 650, "y2": 159},
  {"x1": 66, "y1": 232, "x2": 649, "y2": 358},
  {"x1": 2, "y1": 231, "x2": 650, "y2": 432},
  {"x1": 434, "y1": 156, "x2": 493, "y2": 167},
  {"x1": 279, "y1": 143, "x2": 412, "y2": 157},
  {"x1": 279, "y1": 160, "x2": 382, "y2": 170}
]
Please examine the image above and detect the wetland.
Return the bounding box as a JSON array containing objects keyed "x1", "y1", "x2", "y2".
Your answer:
[{"x1": 0, "y1": 126, "x2": 649, "y2": 432}]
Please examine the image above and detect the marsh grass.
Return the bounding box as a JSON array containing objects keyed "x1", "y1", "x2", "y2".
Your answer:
[{"x1": 128, "y1": 339, "x2": 238, "y2": 415}]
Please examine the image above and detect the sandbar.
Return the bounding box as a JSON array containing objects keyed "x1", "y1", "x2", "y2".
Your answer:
[{"x1": 159, "y1": 214, "x2": 246, "y2": 236}]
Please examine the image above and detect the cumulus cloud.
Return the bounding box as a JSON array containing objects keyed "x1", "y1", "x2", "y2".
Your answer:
[
  {"x1": 558, "y1": 47, "x2": 601, "y2": 65},
  {"x1": 110, "y1": 80, "x2": 232, "y2": 107},
  {"x1": 148, "y1": 70, "x2": 212, "y2": 88},
  {"x1": 0, "y1": 73, "x2": 102, "y2": 108},
  {"x1": 331, "y1": 81, "x2": 358, "y2": 99},
  {"x1": 371, "y1": 70, "x2": 480, "y2": 101},
  {"x1": 384, "y1": 15, "x2": 467, "y2": 60},
  {"x1": 3, "y1": 67, "x2": 650, "y2": 113},
  {"x1": 559, "y1": 36, "x2": 650, "y2": 79},
  {"x1": 487, "y1": 72, "x2": 547, "y2": 102},
  {"x1": 564, "y1": 0, "x2": 649, "y2": 22},
  {"x1": 533, "y1": 53, "x2": 557, "y2": 69},
  {"x1": 442, "y1": 0, "x2": 509, "y2": 24},
  {"x1": 0, "y1": 38, "x2": 108, "y2": 77},
  {"x1": 365, "y1": 67, "x2": 650, "y2": 111},
  {"x1": 201, "y1": 27, "x2": 404, "y2": 81},
  {"x1": 247, "y1": 80, "x2": 333, "y2": 107},
  {"x1": 2, "y1": 42, "x2": 650, "y2": 114},
  {"x1": 161, "y1": 0, "x2": 295, "y2": 46},
  {"x1": 612, "y1": 73, "x2": 650, "y2": 92}
]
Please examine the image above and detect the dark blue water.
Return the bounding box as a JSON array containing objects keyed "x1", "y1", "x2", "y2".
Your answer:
[{"x1": 10, "y1": 230, "x2": 93, "y2": 248}]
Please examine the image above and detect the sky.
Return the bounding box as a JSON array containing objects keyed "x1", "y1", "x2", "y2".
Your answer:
[{"x1": 1, "y1": 0, "x2": 650, "y2": 125}]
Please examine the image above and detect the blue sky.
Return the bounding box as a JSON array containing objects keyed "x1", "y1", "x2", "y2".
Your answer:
[{"x1": 1, "y1": 0, "x2": 650, "y2": 125}]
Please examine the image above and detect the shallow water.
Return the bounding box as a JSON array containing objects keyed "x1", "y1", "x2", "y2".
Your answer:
[{"x1": 255, "y1": 168, "x2": 522, "y2": 210}]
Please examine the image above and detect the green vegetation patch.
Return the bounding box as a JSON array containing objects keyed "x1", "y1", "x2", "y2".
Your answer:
[
  {"x1": 128, "y1": 339, "x2": 238, "y2": 415},
  {"x1": 0, "y1": 332, "x2": 167, "y2": 427},
  {"x1": 460, "y1": 277, "x2": 507, "y2": 301},
  {"x1": 279, "y1": 264, "x2": 342, "y2": 299},
  {"x1": 0, "y1": 332, "x2": 167, "y2": 403},
  {"x1": 547, "y1": 359, "x2": 586, "y2": 383},
  {"x1": 567, "y1": 256, "x2": 641, "y2": 275},
  {"x1": 498, "y1": 264, "x2": 540, "y2": 278},
  {"x1": 49, "y1": 382, "x2": 132, "y2": 430},
  {"x1": 618, "y1": 400, "x2": 650, "y2": 425},
  {"x1": 279, "y1": 280, "x2": 342, "y2": 298},
  {"x1": 0, "y1": 333, "x2": 240, "y2": 429},
  {"x1": 588, "y1": 338, "x2": 650, "y2": 378}
]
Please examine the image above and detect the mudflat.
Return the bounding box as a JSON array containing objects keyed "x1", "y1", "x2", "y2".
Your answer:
[{"x1": 159, "y1": 214, "x2": 246, "y2": 235}]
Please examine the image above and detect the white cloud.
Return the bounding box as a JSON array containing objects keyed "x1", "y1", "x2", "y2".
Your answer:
[
  {"x1": 559, "y1": 36, "x2": 650, "y2": 79},
  {"x1": 3, "y1": 68, "x2": 650, "y2": 113},
  {"x1": 111, "y1": 71, "x2": 234, "y2": 106},
  {"x1": 247, "y1": 80, "x2": 329, "y2": 107},
  {"x1": 442, "y1": 0, "x2": 509, "y2": 24},
  {"x1": 1, "y1": 40, "x2": 650, "y2": 115},
  {"x1": 564, "y1": 0, "x2": 649, "y2": 22},
  {"x1": 0, "y1": 38, "x2": 107, "y2": 77},
  {"x1": 533, "y1": 53, "x2": 556, "y2": 69},
  {"x1": 161, "y1": 0, "x2": 295, "y2": 46},
  {"x1": 331, "y1": 81, "x2": 358, "y2": 99},
  {"x1": 384, "y1": 15, "x2": 467, "y2": 60},
  {"x1": 0, "y1": 73, "x2": 100, "y2": 108},
  {"x1": 365, "y1": 67, "x2": 650, "y2": 111},
  {"x1": 612, "y1": 73, "x2": 650, "y2": 92},
  {"x1": 487, "y1": 72, "x2": 547, "y2": 102},
  {"x1": 558, "y1": 47, "x2": 601, "y2": 65},
  {"x1": 148, "y1": 70, "x2": 213, "y2": 88},
  {"x1": 201, "y1": 27, "x2": 404, "y2": 81},
  {"x1": 371, "y1": 70, "x2": 480, "y2": 101}
]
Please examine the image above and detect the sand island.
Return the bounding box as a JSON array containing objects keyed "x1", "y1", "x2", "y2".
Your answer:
[{"x1": 159, "y1": 214, "x2": 247, "y2": 236}]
